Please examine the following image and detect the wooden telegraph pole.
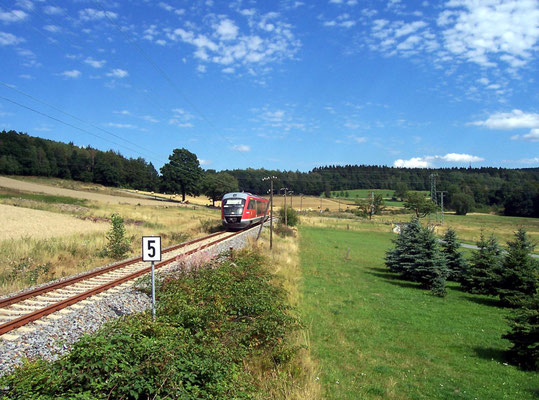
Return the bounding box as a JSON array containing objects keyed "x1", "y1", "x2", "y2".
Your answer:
[
  {"x1": 281, "y1": 187, "x2": 288, "y2": 226},
  {"x1": 262, "y1": 176, "x2": 277, "y2": 249}
]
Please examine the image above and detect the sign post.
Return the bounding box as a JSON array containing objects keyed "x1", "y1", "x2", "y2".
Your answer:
[{"x1": 142, "y1": 236, "x2": 161, "y2": 321}]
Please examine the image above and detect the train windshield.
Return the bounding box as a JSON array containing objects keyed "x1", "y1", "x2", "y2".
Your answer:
[{"x1": 223, "y1": 199, "x2": 245, "y2": 207}]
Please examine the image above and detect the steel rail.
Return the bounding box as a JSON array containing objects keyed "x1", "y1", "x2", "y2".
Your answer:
[
  {"x1": 0, "y1": 228, "x2": 248, "y2": 336},
  {"x1": 0, "y1": 231, "x2": 226, "y2": 309}
]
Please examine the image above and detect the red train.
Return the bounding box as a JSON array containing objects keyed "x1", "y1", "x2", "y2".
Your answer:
[{"x1": 221, "y1": 192, "x2": 269, "y2": 229}]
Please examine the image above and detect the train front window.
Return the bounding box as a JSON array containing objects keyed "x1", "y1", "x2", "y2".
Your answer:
[{"x1": 223, "y1": 198, "x2": 245, "y2": 215}]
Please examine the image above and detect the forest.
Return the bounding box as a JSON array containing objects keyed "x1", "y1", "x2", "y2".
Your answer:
[{"x1": 1, "y1": 130, "x2": 538, "y2": 217}]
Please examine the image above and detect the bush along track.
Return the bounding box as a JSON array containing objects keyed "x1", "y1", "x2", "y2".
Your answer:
[{"x1": 0, "y1": 249, "x2": 301, "y2": 399}]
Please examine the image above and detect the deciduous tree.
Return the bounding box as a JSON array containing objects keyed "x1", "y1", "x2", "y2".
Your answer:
[
  {"x1": 160, "y1": 148, "x2": 203, "y2": 202},
  {"x1": 404, "y1": 192, "x2": 437, "y2": 218}
]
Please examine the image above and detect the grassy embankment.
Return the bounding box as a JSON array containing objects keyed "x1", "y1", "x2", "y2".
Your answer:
[
  {"x1": 298, "y1": 225, "x2": 538, "y2": 399},
  {"x1": 0, "y1": 184, "x2": 222, "y2": 296},
  {"x1": 1, "y1": 228, "x2": 320, "y2": 399}
]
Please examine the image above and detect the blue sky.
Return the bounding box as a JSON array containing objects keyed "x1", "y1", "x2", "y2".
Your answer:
[{"x1": 0, "y1": 0, "x2": 538, "y2": 172}]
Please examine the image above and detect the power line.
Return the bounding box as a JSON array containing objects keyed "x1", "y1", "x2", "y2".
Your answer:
[
  {"x1": 0, "y1": 95, "x2": 155, "y2": 160},
  {"x1": 0, "y1": 82, "x2": 166, "y2": 163}
]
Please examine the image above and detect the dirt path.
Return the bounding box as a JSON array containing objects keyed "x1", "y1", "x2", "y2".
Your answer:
[{"x1": 0, "y1": 177, "x2": 179, "y2": 207}]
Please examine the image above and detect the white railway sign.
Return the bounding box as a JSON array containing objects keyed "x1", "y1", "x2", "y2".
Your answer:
[{"x1": 142, "y1": 236, "x2": 161, "y2": 262}]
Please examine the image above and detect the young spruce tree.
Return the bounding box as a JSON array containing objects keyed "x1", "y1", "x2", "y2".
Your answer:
[
  {"x1": 412, "y1": 226, "x2": 448, "y2": 297},
  {"x1": 498, "y1": 229, "x2": 539, "y2": 307},
  {"x1": 502, "y1": 292, "x2": 539, "y2": 371},
  {"x1": 461, "y1": 232, "x2": 503, "y2": 295},
  {"x1": 385, "y1": 217, "x2": 422, "y2": 280},
  {"x1": 441, "y1": 228, "x2": 469, "y2": 282}
]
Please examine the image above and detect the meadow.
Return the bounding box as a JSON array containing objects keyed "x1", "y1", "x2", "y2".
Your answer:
[{"x1": 298, "y1": 225, "x2": 538, "y2": 399}]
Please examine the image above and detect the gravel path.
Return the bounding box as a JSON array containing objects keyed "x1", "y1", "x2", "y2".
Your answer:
[{"x1": 0, "y1": 225, "x2": 266, "y2": 377}]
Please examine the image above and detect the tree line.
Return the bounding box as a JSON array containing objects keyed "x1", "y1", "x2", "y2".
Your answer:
[{"x1": 1, "y1": 130, "x2": 538, "y2": 216}]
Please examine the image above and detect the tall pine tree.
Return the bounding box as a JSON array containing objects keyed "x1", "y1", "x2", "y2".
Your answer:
[
  {"x1": 498, "y1": 229, "x2": 539, "y2": 307},
  {"x1": 441, "y1": 228, "x2": 469, "y2": 282},
  {"x1": 461, "y1": 233, "x2": 503, "y2": 295}
]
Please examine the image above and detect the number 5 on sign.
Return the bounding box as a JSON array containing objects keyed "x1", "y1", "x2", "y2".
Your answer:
[{"x1": 142, "y1": 236, "x2": 161, "y2": 262}]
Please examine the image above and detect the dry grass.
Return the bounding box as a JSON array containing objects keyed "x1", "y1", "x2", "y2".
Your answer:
[
  {"x1": 251, "y1": 230, "x2": 322, "y2": 400},
  {"x1": 0, "y1": 177, "x2": 223, "y2": 297},
  {"x1": 0, "y1": 204, "x2": 107, "y2": 241}
]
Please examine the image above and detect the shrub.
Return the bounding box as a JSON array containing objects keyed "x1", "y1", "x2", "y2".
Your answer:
[
  {"x1": 278, "y1": 207, "x2": 299, "y2": 227},
  {"x1": 0, "y1": 250, "x2": 300, "y2": 399},
  {"x1": 103, "y1": 214, "x2": 130, "y2": 259}
]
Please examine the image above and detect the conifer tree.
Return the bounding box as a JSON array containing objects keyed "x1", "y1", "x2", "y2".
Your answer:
[
  {"x1": 412, "y1": 226, "x2": 448, "y2": 296},
  {"x1": 502, "y1": 292, "x2": 538, "y2": 370},
  {"x1": 461, "y1": 233, "x2": 503, "y2": 295},
  {"x1": 385, "y1": 217, "x2": 422, "y2": 279},
  {"x1": 498, "y1": 229, "x2": 539, "y2": 307},
  {"x1": 441, "y1": 228, "x2": 469, "y2": 282}
]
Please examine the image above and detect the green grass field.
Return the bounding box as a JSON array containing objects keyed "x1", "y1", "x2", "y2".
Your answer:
[
  {"x1": 330, "y1": 189, "x2": 429, "y2": 208},
  {"x1": 298, "y1": 226, "x2": 538, "y2": 399}
]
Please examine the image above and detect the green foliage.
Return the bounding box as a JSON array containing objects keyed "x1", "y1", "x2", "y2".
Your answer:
[
  {"x1": 502, "y1": 293, "x2": 539, "y2": 371},
  {"x1": 355, "y1": 194, "x2": 385, "y2": 219},
  {"x1": 200, "y1": 170, "x2": 239, "y2": 206},
  {"x1": 441, "y1": 228, "x2": 469, "y2": 282},
  {"x1": 451, "y1": 192, "x2": 475, "y2": 215},
  {"x1": 159, "y1": 148, "x2": 203, "y2": 202},
  {"x1": 0, "y1": 250, "x2": 300, "y2": 399},
  {"x1": 103, "y1": 214, "x2": 130, "y2": 260},
  {"x1": 404, "y1": 192, "x2": 438, "y2": 218},
  {"x1": 274, "y1": 223, "x2": 295, "y2": 237},
  {"x1": 393, "y1": 182, "x2": 408, "y2": 201},
  {"x1": 385, "y1": 217, "x2": 448, "y2": 296},
  {"x1": 278, "y1": 206, "x2": 299, "y2": 227},
  {"x1": 498, "y1": 229, "x2": 539, "y2": 307},
  {"x1": 461, "y1": 233, "x2": 503, "y2": 295}
]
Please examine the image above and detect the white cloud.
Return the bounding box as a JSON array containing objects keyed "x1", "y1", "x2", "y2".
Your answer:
[
  {"x1": 16, "y1": 1, "x2": 33, "y2": 11},
  {"x1": 0, "y1": 9, "x2": 28, "y2": 23},
  {"x1": 216, "y1": 19, "x2": 239, "y2": 41},
  {"x1": 522, "y1": 128, "x2": 539, "y2": 142},
  {"x1": 232, "y1": 144, "x2": 251, "y2": 152},
  {"x1": 197, "y1": 64, "x2": 206, "y2": 73},
  {"x1": 43, "y1": 6, "x2": 63, "y2": 15},
  {"x1": 43, "y1": 25, "x2": 61, "y2": 33},
  {"x1": 471, "y1": 109, "x2": 539, "y2": 130},
  {"x1": 114, "y1": 110, "x2": 131, "y2": 115},
  {"x1": 84, "y1": 57, "x2": 106, "y2": 68},
  {"x1": 59, "y1": 70, "x2": 81, "y2": 79},
  {"x1": 0, "y1": 32, "x2": 24, "y2": 46},
  {"x1": 199, "y1": 159, "x2": 211, "y2": 165},
  {"x1": 323, "y1": 13, "x2": 356, "y2": 28},
  {"x1": 142, "y1": 115, "x2": 159, "y2": 123},
  {"x1": 107, "y1": 123, "x2": 138, "y2": 129},
  {"x1": 394, "y1": 153, "x2": 484, "y2": 167},
  {"x1": 169, "y1": 108, "x2": 194, "y2": 128},
  {"x1": 106, "y1": 69, "x2": 128, "y2": 78},
  {"x1": 166, "y1": 11, "x2": 300, "y2": 74},
  {"x1": 440, "y1": 153, "x2": 484, "y2": 162},
  {"x1": 439, "y1": 0, "x2": 539, "y2": 69},
  {"x1": 350, "y1": 135, "x2": 367, "y2": 143},
  {"x1": 79, "y1": 8, "x2": 118, "y2": 22}
]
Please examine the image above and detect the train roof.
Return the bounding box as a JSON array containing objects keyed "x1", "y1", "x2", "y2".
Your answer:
[{"x1": 222, "y1": 192, "x2": 267, "y2": 201}]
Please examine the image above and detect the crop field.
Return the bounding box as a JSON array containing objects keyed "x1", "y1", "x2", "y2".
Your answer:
[
  {"x1": 0, "y1": 177, "x2": 222, "y2": 296},
  {"x1": 298, "y1": 225, "x2": 538, "y2": 399}
]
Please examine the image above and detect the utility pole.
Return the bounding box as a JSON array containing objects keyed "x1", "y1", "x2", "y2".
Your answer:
[
  {"x1": 281, "y1": 187, "x2": 288, "y2": 226},
  {"x1": 262, "y1": 176, "x2": 277, "y2": 249},
  {"x1": 370, "y1": 191, "x2": 375, "y2": 219},
  {"x1": 438, "y1": 191, "x2": 447, "y2": 224},
  {"x1": 289, "y1": 191, "x2": 294, "y2": 208},
  {"x1": 430, "y1": 173, "x2": 438, "y2": 205},
  {"x1": 299, "y1": 194, "x2": 304, "y2": 212}
]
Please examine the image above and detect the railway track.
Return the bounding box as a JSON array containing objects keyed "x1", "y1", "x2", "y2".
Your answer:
[{"x1": 0, "y1": 225, "x2": 261, "y2": 337}]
